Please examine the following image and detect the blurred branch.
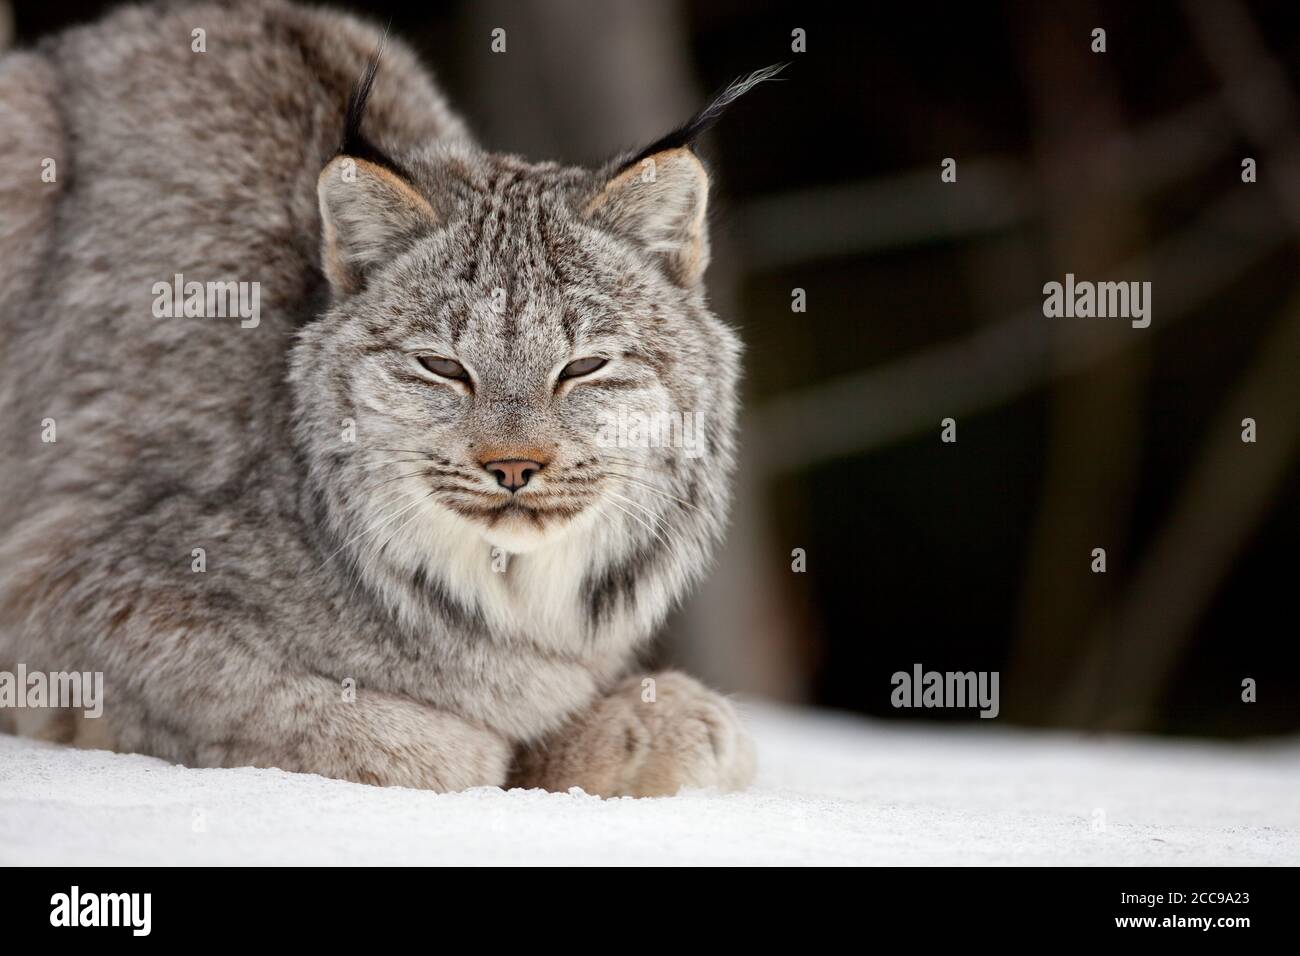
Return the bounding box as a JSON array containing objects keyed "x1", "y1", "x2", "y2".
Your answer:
[
  {"x1": 743, "y1": 72, "x2": 1272, "y2": 480},
  {"x1": 466, "y1": 0, "x2": 698, "y2": 163},
  {"x1": 1075, "y1": 289, "x2": 1300, "y2": 729},
  {"x1": 0, "y1": 2, "x2": 13, "y2": 52},
  {"x1": 1183, "y1": 0, "x2": 1300, "y2": 228},
  {"x1": 747, "y1": 186, "x2": 1286, "y2": 477},
  {"x1": 736, "y1": 92, "x2": 1233, "y2": 269},
  {"x1": 1067, "y1": 0, "x2": 1300, "y2": 729},
  {"x1": 1009, "y1": 8, "x2": 1149, "y2": 728}
]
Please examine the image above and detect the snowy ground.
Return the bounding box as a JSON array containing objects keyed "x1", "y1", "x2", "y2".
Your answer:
[{"x1": 1, "y1": 702, "x2": 1296, "y2": 865}]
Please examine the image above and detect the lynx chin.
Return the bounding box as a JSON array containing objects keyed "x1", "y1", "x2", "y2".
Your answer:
[{"x1": 0, "y1": 0, "x2": 782, "y2": 796}]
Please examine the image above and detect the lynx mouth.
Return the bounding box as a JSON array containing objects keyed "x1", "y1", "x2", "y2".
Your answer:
[
  {"x1": 441, "y1": 494, "x2": 594, "y2": 555},
  {"x1": 444, "y1": 494, "x2": 587, "y2": 530}
]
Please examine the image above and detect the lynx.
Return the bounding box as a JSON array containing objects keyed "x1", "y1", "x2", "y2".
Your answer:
[{"x1": 0, "y1": 0, "x2": 776, "y2": 796}]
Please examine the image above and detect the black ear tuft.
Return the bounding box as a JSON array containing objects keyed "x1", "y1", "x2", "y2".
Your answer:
[
  {"x1": 341, "y1": 44, "x2": 383, "y2": 158},
  {"x1": 338, "y1": 32, "x2": 409, "y2": 176},
  {"x1": 617, "y1": 62, "x2": 788, "y2": 173}
]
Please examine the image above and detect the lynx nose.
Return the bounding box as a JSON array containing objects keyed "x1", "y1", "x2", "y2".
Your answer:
[{"x1": 482, "y1": 459, "x2": 543, "y2": 492}]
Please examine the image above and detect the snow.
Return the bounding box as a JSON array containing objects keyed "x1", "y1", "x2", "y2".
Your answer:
[{"x1": 1, "y1": 702, "x2": 1296, "y2": 865}]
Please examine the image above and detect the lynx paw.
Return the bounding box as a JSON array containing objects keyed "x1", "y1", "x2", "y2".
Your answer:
[{"x1": 512, "y1": 671, "x2": 756, "y2": 798}]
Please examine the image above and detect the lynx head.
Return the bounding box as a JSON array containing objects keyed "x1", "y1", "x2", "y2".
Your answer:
[{"x1": 291, "y1": 60, "x2": 781, "y2": 632}]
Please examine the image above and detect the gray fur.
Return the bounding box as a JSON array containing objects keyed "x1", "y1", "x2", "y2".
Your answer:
[{"x1": 0, "y1": 0, "x2": 753, "y2": 795}]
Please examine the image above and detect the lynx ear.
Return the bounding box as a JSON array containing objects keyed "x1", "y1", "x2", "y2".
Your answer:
[
  {"x1": 317, "y1": 155, "x2": 437, "y2": 295},
  {"x1": 583, "y1": 148, "x2": 710, "y2": 287}
]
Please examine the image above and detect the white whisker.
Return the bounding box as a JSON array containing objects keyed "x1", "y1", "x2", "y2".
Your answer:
[
  {"x1": 604, "y1": 491, "x2": 677, "y2": 550},
  {"x1": 347, "y1": 489, "x2": 440, "y2": 603},
  {"x1": 318, "y1": 484, "x2": 436, "y2": 568}
]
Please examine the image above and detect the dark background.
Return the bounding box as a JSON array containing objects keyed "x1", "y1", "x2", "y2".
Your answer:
[{"x1": 12, "y1": 0, "x2": 1299, "y2": 738}]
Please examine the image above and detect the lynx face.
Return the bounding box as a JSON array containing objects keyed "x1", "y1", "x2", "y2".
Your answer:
[{"x1": 293, "y1": 144, "x2": 739, "y2": 564}]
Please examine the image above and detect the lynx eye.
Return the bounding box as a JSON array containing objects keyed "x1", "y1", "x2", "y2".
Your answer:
[
  {"x1": 417, "y1": 356, "x2": 469, "y2": 381},
  {"x1": 559, "y1": 357, "x2": 607, "y2": 380}
]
